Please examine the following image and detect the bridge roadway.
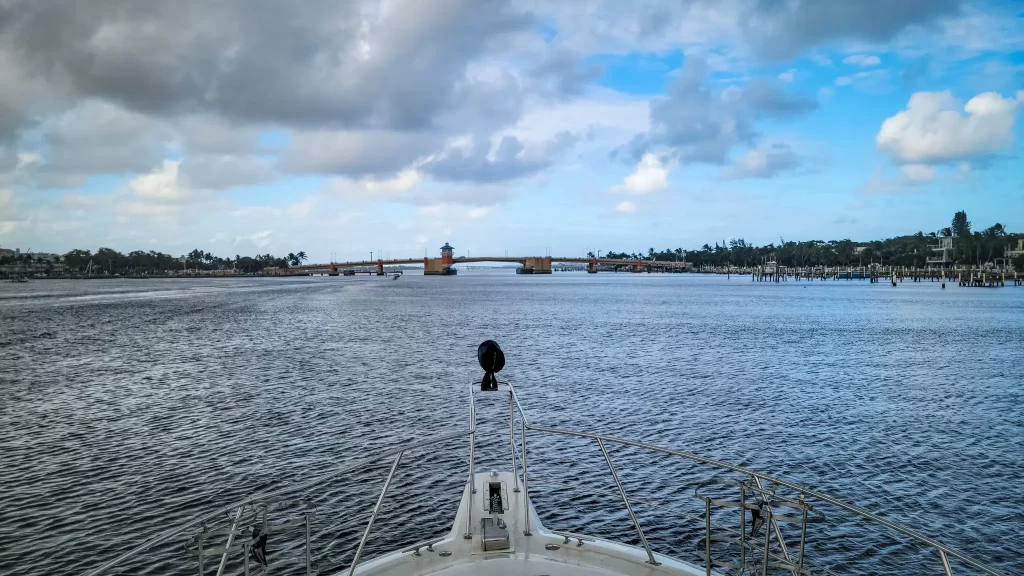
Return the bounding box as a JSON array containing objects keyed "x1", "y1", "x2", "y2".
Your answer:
[{"x1": 274, "y1": 256, "x2": 689, "y2": 276}]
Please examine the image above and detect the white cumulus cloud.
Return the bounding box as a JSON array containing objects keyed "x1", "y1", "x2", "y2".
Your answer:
[
  {"x1": 128, "y1": 160, "x2": 187, "y2": 202},
  {"x1": 843, "y1": 54, "x2": 880, "y2": 67},
  {"x1": 876, "y1": 90, "x2": 1024, "y2": 164},
  {"x1": 612, "y1": 154, "x2": 670, "y2": 195},
  {"x1": 325, "y1": 169, "x2": 423, "y2": 198},
  {"x1": 614, "y1": 201, "x2": 636, "y2": 214}
]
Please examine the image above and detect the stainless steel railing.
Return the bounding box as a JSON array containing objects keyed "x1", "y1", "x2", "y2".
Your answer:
[
  {"x1": 82, "y1": 378, "x2": 1002, "y2": 576},
  {"x1": 82, "y1": 427, "x2": 473, "y2": 576},
  {"x1": 501, "y1": 380, "x2": 1003, "y2": 576}
]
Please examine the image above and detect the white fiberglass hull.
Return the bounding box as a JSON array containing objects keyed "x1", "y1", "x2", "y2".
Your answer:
[{"x1": 341, "y1": 471, "x2": 708, "y2": 576}]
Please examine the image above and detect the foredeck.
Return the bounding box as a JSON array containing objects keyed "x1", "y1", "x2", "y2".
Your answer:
[{"x1": 344, "y1": 471, "x2": 705, "y2": 576}]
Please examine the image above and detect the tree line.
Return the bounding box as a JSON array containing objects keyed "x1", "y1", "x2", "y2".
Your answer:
[
  {"x1": 588, "y1": 211, "x2": 1023, "y2": 270},
  {"x1": 1, "y1": 248, "x2": 309, "y2": 275},
  {"x1": 4, "y1": 211, "x2": 1021, "y2": 274}
]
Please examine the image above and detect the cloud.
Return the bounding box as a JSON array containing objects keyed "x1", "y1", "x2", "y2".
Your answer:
[
  {"x1": 363, "y1": 170, "x2": 423, "y2": 195},
  {"x1": 900, "y1": 163, "x2": 936, "y2": 183},
  {"x1": 179, "y1": 155, "x2": 277, "y2": 189},
  {"x1": 740, "y1": 78, "x2": 819, "y2": 116},
  {"x1": 1, "y1": 0, "x2": 533, "y2": 131},
  {"x1": 843, "y1": 54, "x2": 881, "y2": 67},
  {"x1": 726, "y1": 144, "x2": 802, "y2": 179},
  {"x1": 529, "y1": 49, "x2": 604, "y2": 98},
  {"x1": 777, "y1": 69, "x2": 796, "y2": 83},
  {"x1": 503, "y1": 90, "x2": 649, "y2": 145},
  {"x1": 0, "y1": 152, "x2": 41, "y2": 187},
  {"x1": 36, "y1": 101, "x2": 172, "y2": 184},
  {"x1": 417, "y1": 203, "x2": 494, "y2": 221},
  {"x1": 237, "y1": 230, "x2": 274, "y2": 250},
  {"x1": 739, "y1": 0, "x2": 958, "y2": 61},
  {"x1": 833, "y1": 69, "x2": 891, "y2": 92},
  {"x1": 0, "y1": 0, "x2": 542, "y2": 191},
  {"x1": 0, "y1": 189, "x2": 16, "y2": 235},
  {"x1": 421, "y1": 132, "x2": 578, "y2": 183},
  {"x1": 614, "y1": 200, "x2": 636, "y2": 214},
  {"x1": 623, "y1": 57, "x2": 816, "y2": 165},
  {"x1": 117, "y1": 160, "x2": 233, "y2": 225},
  {"x1": 129, "y1": 160, "x2": 187, "y2": 203},
  {"x1": 613, "y1": 153, "x2": 671, "y2": 194},
  {"x1": 936, "y1": 3, "x2": 1024, "y2": 54},
  {"x1": 528, "y1": 1, "x2": 743, "y2": 56},
  {"x1": 809, "y1": 54, "x2": 834, "y2": 66},
  {"x1": 876, "y1": 90, "x2": 1024, "y2": 164},
  {"x1": 536, "y1": 1, "x2": 955, "y2": 64},
  {"x1": 325, "y1": 169, "x2": 424, "y2": 199},
  {"x1": 282, "y1": 130, "x2": 442, "y2": 177},
  {"x1": 175, "y1": 115, "x2": 264, "y2": 155},
  {"x1": 285, "y1": 197, "x2": 317, "y2": 219}
]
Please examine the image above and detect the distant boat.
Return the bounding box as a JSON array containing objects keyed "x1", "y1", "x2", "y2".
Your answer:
[{"x1": 392, "y1": 273, "x2": 401, "y2": 280}]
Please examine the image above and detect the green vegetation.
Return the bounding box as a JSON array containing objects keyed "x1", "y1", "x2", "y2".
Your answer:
[
  {"x1": 4, "y1": 211, "x2": 1021, "y2": 276},
  {"x1": 0, "y1": 248, "x2": 307, "y2": 275},
  {"x1": 589, "y1": 211, "x2": 1022, "y2": 269}
]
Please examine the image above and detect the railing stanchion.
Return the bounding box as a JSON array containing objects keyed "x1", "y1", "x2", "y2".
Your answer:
[
  {"x1": 761, "y1": 505, "x2": 771, "y2": 576},
  {"x1": 797, "y1": 497, "x2": 808, "y2": 575},
  {"x1": 751, "y1": 476, "x2": 796, "y2": 574},
  {"x1": 348, "y1": 453, "x2": 403, "y2": 576},
  {"x1": 597, "y1": 438, "x2": 659, "y2": 565},
  {"x1": 509, "y1": 391, "x2": 520, "y2": 492},
  {"x1": 704, "y1": 497, "x2": 712, "y2": 576},
  {"x1": 198, "y1": 528, "x2": 205, "y2": 576},
  {"x1": 522, "y1": 422, "x2": 531, "y2": 535},
  {"x1": 939, "y1": 549, "x2": 954, "y2": 576},
  {"x1": 465, "y1": 385, "x2": 476, "y2": 539},
  {"x1": 215, "y1": 506, "x2": 243, "y2": 576},
  {"x1": 739, "y1": 484, "x2": 747, "y2": 572},
  {"x1": 305, "y1": 511, "x2": 311, "y2": 576}
]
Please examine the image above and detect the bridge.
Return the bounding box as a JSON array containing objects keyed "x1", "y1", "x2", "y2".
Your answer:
[{"x1": 265, "y1": 243, "x2": 690, "y2": 276}]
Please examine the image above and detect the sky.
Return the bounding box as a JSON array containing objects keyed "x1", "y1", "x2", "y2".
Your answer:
[{"x1": 0, "y1": 0, "x2": 1022, "y2": 262}]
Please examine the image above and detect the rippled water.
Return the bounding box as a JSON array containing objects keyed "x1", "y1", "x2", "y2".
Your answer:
[{"x1": 1, "y1": 272, "x2": 1021, "y2": 575}]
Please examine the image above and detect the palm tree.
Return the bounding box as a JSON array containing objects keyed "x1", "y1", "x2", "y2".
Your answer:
[
  {"x1": 296, "y1": 251, "x2": 307, "y2": 264},
  {"x1": 287, "y1": 252, "x2": 298, "y2": 266}
]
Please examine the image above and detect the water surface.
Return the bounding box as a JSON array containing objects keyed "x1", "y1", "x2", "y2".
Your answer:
[{"x1": 1, "y1": 272, "x2": 1020, "y2": 575}]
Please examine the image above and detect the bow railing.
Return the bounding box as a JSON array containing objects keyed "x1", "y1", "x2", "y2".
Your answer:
[
  {"x1": 82, "y1": 426, "x2": 474, "y2": 576},
  {"x1": 498, "y1": 380, "x2": 1002, "y2": 576},
  {"x1": 81, "y1": 378, "x2": 1002, "y2": 576}
]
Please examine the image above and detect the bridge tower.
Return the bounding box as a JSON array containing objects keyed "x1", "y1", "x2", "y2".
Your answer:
[{"x1": 425, "y1": 242, "x2": 458, "y2": 275}]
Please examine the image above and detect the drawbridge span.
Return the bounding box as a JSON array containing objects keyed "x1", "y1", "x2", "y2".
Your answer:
[{"x1": 266, "y1": 243, "x2": 690, "y2": 276}]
